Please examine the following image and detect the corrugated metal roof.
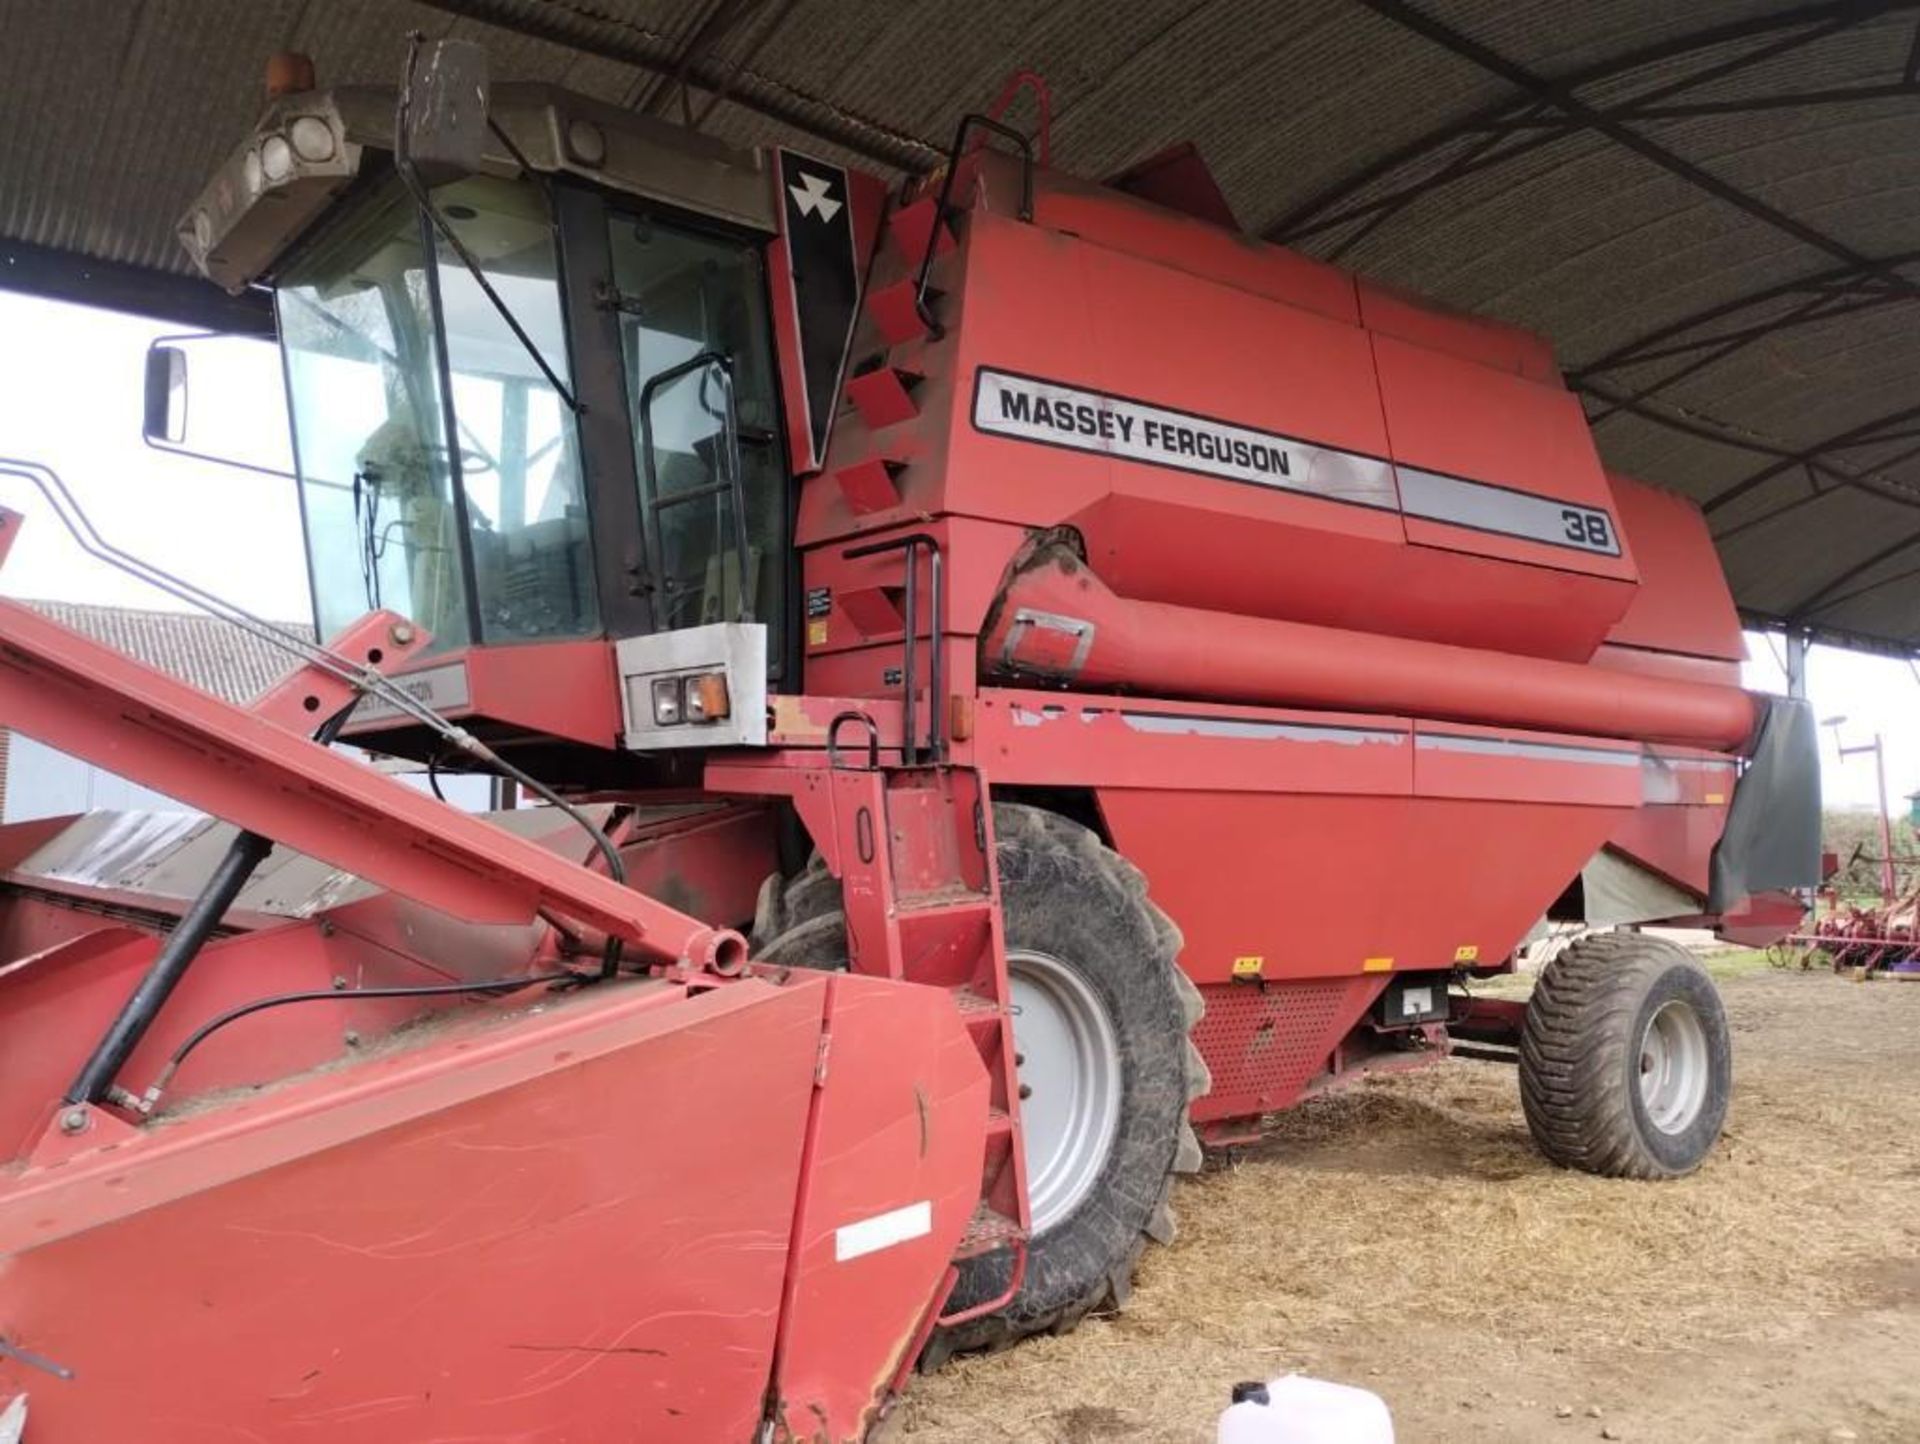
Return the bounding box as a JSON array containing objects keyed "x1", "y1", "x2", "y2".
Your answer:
[
  {"x1": 0, "y1": 0, "x2": 1915, "y2": 652},
  {"x1": 21, "y1": 601, "x2": 311, "y2": 703}
]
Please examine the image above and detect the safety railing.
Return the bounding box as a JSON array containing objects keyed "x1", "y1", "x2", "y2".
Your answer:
[
  {"x1": 843, "y1": 531, "x2": 945, "y2": 766},
  {"x1": 912, "y1": 114, "x2": 1035, "y2": 341}
]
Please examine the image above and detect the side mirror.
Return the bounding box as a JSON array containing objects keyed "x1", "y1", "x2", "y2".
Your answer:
[{"x1": 143, "y1": 344, "x2": 188, "y2": 445}]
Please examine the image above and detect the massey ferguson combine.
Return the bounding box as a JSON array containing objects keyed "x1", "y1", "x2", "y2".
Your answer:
[{"x1": 0, "y1": 43, "x2": 1818, "y2": 1441}]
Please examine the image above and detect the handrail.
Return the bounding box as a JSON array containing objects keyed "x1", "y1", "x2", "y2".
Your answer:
[
  {"x1": 826, "y1": 710, "x2": 882, "y2": 771},
  {"x1": 913, "y1": 113, "x2": 1035, "y2": 341},
  {"x1": 982, "y1": 69, "x2": 1053, "y2": 167},
  {"x1": 637, "y1": 350, "x2": 753, "y2": 625},
  {"x1": 843, "y1": 531, "x2": 945, "y2": 765}
]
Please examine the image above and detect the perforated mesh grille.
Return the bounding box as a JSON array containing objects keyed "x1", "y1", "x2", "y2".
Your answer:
[{"x1": 1191, "y1": 978, "x2": 1379, "y2": 1120}]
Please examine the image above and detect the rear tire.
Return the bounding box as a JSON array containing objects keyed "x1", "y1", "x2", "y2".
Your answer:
[
  {"x1": 1519, "y1": 931, "x2": 1731, "y2": 1178},
  {"x1": 752, "y1": 803, "x2": 1207, "y2": 1360}
]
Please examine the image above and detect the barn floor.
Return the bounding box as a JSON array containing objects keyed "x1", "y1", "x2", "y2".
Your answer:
[{"x1": 895, "y1": 962, "x2": 1920, "y2": 1443}]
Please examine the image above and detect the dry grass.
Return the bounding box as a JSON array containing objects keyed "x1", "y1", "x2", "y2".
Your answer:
[{"x1": 895, "y1": 968, "x2": 1920, "y2": 1443}]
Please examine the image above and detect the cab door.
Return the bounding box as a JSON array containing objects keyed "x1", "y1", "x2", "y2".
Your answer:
[{"x1": 607, "y1": 213, "x2": 793, "y2": 679}]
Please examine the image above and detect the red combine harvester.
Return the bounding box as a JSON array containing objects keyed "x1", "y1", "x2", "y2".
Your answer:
[{"x1": 0, "y1": 46, "x2": 1818, "y2": 1441}]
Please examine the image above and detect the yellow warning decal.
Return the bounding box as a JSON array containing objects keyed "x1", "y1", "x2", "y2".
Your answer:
[
  {"x1": 1231, "y1": 956, "x2": 1264, "y2": 979},
  {"x1": 808, "y1": 619, "x2": 830, "y2": 646},
  {"x1": 1705, "y1": 792, "x2": 1726, "y2": 805},
  {"x1": 1363, "y1": 956, "x2": 1395, "y2": 973},
  {"x1": 1454, "y1": 944, "x2": 1480, "y2": 963}
]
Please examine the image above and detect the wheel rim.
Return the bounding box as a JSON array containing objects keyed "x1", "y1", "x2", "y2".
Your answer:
[
  {"x1": 1639, "y1": 998, "x2": 1710, "y2": 1134},
  {"x1": 1008, "y1": 948, "x2": 1123, "y2": 1236}
]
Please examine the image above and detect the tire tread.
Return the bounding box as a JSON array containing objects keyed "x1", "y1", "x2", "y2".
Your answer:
[
  {"x1": 1518, "y1": 931, "x2": 1726, "y2": 1180},
  {"x1": 754, "y1": 802, "x2": 1199, "y2": 1363}
]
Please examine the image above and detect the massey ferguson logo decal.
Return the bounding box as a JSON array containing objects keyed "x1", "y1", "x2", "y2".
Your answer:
[
  {"x1": 787, "y1": 170, "x2": 843, "y2": 222},
  {"x1": 777, "y1": 152, "x2": 860, "y2": 467},
  {"x1": 971, "y1": 368, "x2": 1620, "y2": 558},
  {"x1": 973, "y1": 369, "x2": 1397, "y2": 511}
]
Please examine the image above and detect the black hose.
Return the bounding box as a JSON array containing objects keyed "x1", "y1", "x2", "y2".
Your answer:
[
  {"x1": 444, "y1": 735, "x2": 631, "y2": 979},
  {"x1": 64, "y1": 705, "x2": 359, "y2": 1108},
  {"x1": 141, "y1": 969, "x2": 582, "y2": 1108}
]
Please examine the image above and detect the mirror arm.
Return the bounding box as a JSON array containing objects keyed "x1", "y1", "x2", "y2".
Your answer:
[
  {"x1": 395, "y1": 33, "x2": 582, "y2": 416},
  {"x1": 140, "y1": 433, "x2": 297, "y2": 482}
]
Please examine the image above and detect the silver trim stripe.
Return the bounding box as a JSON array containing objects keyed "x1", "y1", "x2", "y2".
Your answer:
[
  {"x1": 1415, "y1": 732, "x2": 1641, "y2": 767},
  {"x1": 971, "y1": 367, "x2": 1621, "y2": 559},
  {"x1": 348, "y1": 660, "x2": 472, "y2": 725},
  {"x1": 1398, "y1": 466, "x2": 1619, "y2": 557},
  {"x1": 1119, "y1": 711, "x2": 1403, "y2": 746},
  {"x1": 1011, "y1": 703, "x2": 1737, "y2": 805}
]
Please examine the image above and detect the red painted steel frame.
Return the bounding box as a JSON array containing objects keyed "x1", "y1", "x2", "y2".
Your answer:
[{"x1": 0, "y1": 599, "x2": 738, "y2": 966}]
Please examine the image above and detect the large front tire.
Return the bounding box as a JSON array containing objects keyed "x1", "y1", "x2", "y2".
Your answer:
[
  {"x1": 753, "y1": 803, "x2": 1206, "y2": 1359},
  {"x1": 1519, "y1": 932, "x2": 1731, "y2": 1179}
]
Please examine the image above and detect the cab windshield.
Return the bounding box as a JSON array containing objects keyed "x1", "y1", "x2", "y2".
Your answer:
[{"x1": 277, "y1": 173, "x2": 593, "y2": 651}]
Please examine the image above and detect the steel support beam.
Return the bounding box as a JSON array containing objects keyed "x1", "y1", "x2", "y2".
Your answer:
[
  {"x1": 1571, "y1": 251, "x2": 1920, "y2": 381},
  {"x1": 415, "y1": 0, "x2": 936, "y2": 170},
  {"x1": 1785, "y1": 631, "x2": 1809, "y2": 699},
  {"x1": 1798, "y1": 558, "x2": 1920, "y2": 618},
  {"x1": 1787, "y1": 524, "x2": 1920, "y2": 615},
  {"x1": 1268, "y1": 0, "x2": 1920, "y2": 244},
  {"x1": 1581, "y1": 289, "x2": 1898, "y2": 426},
  {"x1": 0, "y1": 240, "x2": 273, "y2": 337},
  {"x1": 1703, "y1": 402, "x2": 1920, "y2": 514},
  {"x1": 1354, "y1": 0, "x2": 1920, "y2": 299},
  {"x1": 636, "y1": 0, "x2": 760, "y2": 121},
  {"x1": 1481, "y1": 79, "x2": 1920, "y2": 123},
  {"x1": 1743, "y1": 607, "x2": 1917, "y2": 658}
]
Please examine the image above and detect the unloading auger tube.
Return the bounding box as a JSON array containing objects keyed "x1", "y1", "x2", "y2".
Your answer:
[{"x1": 984, "y1": 538, "x2": 1761, "y2": 752}]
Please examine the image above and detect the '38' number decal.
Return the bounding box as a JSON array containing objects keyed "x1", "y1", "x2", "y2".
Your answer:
[{"x1": 1560, "y1": 507, "x2": 1614, "y2": 553}]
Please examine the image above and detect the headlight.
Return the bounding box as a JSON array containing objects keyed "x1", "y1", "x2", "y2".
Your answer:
[
  {"x1": 651, "y1": 676, "x2": 684, "y2": 726},
  {"x1": 261, "y1": 135, "x2": 295, "y2": 184},
  {"x1": 288, "y1": 116, "x2": 336, "y2": 162}
]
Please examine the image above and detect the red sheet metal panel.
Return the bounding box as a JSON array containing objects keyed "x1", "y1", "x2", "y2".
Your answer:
[
  {"x1": 772, "y1": 973, "x2": 989, "y2": 1437},
  {"x1": 1189, "y1": 977, "x2": 1383, "y2": 1122},
  {"x1": 1602, "y1": 472, "x2": 1747, "y2": 662},
  {"x1": 814, "y1": 196, "x2": 1652, "y2": 666},
  {"x1": 984, "y1": 548, "x2": 1757, "y2": 749},
  {"x1": 1375, "y1": 365, "x2": 1635, "y2": 670},
  {"x1": 1356, "y1": 277, "x2": 1560, "y2": 385},
  {"x1": 1099, "y1": 788, "x2": 1624, "y2": 986},
  {"x1": 0, "y1": 977, "x2": 828, "y2": 1442},
  {"x1": 1019, "y1": 159, "x2": 1361, "y2": 326},
  {"x1": 1411, "y1": 722, "x2": 1645, "y2": 808},
  {"x1": 976, "y1": 690, "x2": 1412, "y2": 797},
  {"x1": 0, "y1": 918, "x2": 468, "y2": 1162}
]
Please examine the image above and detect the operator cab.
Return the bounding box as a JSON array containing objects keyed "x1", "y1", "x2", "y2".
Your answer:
[{"x1": 174, "y1": 56, "x2": 835, "y2": 771}]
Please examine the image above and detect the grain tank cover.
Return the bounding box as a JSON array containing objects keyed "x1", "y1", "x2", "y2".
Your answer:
[{"x1": 853, "y1": 156, "x2": 1645, "y2": 666}]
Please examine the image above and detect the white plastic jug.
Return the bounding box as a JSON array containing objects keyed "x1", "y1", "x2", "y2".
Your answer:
[{"x1": 1216, "y1": 1374, "x2": 1395, "y2": 1444}]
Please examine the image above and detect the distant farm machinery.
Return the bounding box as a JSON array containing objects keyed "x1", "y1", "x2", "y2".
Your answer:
[{"x1": 1770, "y1": 886, "x2": 1920, "y2": 975}]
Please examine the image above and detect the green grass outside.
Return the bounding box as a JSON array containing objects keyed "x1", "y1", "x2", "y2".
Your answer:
[{"x1": 1467, "y1": 943, "x2": 1775, "y2": 1000}]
